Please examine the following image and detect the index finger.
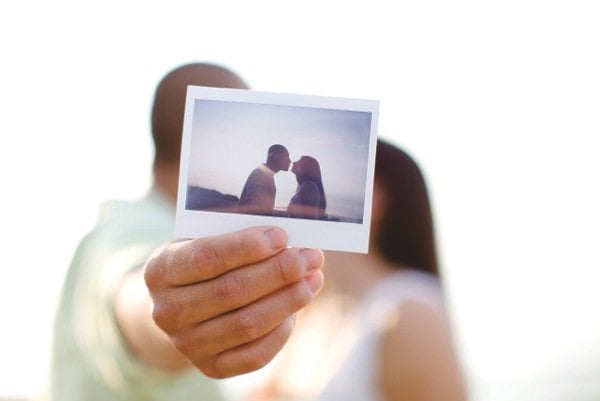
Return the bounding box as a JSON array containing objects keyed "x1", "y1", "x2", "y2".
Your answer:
[{"x1": 145, "y1": 226, "x2": 288, "y2": 287}]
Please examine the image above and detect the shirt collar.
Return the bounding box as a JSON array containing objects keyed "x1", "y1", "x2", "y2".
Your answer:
[{"x1": 260, "y1": 163, "x2": 276, "y2": 176}]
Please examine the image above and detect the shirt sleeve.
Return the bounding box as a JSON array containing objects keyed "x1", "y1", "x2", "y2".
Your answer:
[{"x1": 67, "y1": 229, "x2": 225, "y2": 399}]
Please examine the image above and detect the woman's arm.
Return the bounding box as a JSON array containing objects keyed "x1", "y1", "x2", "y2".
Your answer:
[{"x1": 379, "y1": 301, "x2": 468, "y2": 401}]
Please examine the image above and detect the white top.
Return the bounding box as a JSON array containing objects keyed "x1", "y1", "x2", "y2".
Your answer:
[
  {"x1": 316, "y1": 270, "x2": 445, "y2": 401},
  {"x1": 222, "y1": 269, "x2": 445, "y2": 401}
]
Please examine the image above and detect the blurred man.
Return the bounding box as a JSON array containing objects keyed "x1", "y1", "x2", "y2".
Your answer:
[{"x1": 49, "y1": 63, "x2": 325, "y2": 401}]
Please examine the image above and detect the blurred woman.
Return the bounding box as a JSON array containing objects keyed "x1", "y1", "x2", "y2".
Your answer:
[
  {"x1": 287, "y1": 155, "x2": 327, "y2": 220},
  {"x1": 248, "y1": 140, "x2": 467, "y2": 401}
]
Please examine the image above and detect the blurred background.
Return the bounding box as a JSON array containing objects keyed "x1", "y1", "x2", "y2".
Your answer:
[{"x1": 1, "y1": 1, "x2": 598, "y2": 400}]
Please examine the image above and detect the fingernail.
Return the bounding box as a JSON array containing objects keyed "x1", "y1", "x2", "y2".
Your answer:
[
  {"x1": 265, "y1": 227, "x2": 287, "y2": 250},
  {"x1": 300, "y1": 248, "x2": 323, "y2": 271}
]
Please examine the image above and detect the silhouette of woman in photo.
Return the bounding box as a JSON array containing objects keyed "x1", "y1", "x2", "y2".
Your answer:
[{"x1": 287, "y1": 156, "x2": 327, "y2": 220}]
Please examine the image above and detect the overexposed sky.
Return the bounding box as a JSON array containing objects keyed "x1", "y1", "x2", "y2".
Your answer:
[{"x1": 2, "y1": 1, "x2": 600, "y2": 400}]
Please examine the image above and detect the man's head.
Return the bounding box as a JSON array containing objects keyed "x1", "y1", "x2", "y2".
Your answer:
[
  {"x1": 151, "y1": 63, "x2": 249, "y2": 171},
  {"x1": 266, "y1": 144, "x2": 291, "y2": 172}
]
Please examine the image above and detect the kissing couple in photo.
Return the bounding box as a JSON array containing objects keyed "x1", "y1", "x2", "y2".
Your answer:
[{"x1": 237, "y1": 144, "x2": 327, "y2": 220}]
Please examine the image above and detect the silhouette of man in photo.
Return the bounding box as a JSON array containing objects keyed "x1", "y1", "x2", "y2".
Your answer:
[{"x1": 237, "y1": 144, "x2": 291, "y2": 216}]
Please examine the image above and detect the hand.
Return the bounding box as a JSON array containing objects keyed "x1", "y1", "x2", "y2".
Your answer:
[{"x1": 144, "y1": 226, "x2": 325, "y2": 378}]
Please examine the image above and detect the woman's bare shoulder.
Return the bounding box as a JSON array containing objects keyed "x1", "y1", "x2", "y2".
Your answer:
[{"x1": 379, "y1": 300, "x2": 468, "y2": 401}]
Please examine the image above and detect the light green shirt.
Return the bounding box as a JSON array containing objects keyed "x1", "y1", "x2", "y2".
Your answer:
[{"x1": 49, "y1": 191, "x2": 226, "y2": 401}]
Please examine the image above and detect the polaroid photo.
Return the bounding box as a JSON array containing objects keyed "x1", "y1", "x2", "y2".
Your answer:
[{"x1": 175, "y1": 86, "x2": 379, "y2": 253}]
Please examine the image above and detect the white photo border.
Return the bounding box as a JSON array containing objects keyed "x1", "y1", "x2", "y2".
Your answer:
[{"x1": 175, "y1": 86, "x2": 379, "y2": 253}]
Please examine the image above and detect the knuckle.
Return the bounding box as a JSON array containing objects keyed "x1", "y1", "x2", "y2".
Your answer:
[
  {"x1": 232, "y1": 233, "x2": 252, "y2": 259},
  {"x1": 196, "y1": 360, "x2": 221, "y2": 379},
  {"x1": 272, "y1": 255, "x2": 294, "y2": 283},
  {"x1": 242, "y1": 347, "x2": 271, "y2": 372},
  {"x1": 275, "y1": 250, "x2": 304, "y2": 282},
  {"x1": 234, "y1": 228, "x2": 277, "y2": 262},
  {"x1": 225, "y1": 231, "x2": 263, "y2": 264},
  {"x1": 290, "y1": 281, "x2": 314, "y2": 310},
  {"x1": 234, "y1": 311, "x2": 266, "y2": 341},
  {"x1": 143, "y1": 253, "x2": 165, "y2": 289},
  {"x1": 190, "y1": 241, "x2": 224, "y2": 275},
  {"x1": 151, "y1": 300, "x2": 181, "y2": 332},
  {"x1": 212, "y1": 274, "x2": 246, "y2": 305},
  {"x1": 169, "y1": 331, "x2": 195, "y2": 354}
]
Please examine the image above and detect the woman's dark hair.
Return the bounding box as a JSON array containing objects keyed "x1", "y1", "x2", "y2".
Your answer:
[
  {"x1": 375, "y1": 140, "x2": 439, "y2": 275},
  {"x1": 294, "y1": 156, "x2": 327, "y2": 216}
]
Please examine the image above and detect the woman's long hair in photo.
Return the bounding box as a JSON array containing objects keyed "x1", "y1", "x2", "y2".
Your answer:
[{"x1": 294, "y1": 156, "x2": 327, "y2": 217}]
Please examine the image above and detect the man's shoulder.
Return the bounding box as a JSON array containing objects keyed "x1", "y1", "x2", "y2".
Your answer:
[
  {"x1": 245, "y1": 165, "x2": 274, "y2": 184},
  {"x1": 81, "y1": 193, "x2": 174, "y2": 254}
]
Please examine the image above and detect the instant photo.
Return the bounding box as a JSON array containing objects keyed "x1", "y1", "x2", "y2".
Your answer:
[{"x1": 175, "y1": 86, "x2": 379, "y2": 253}]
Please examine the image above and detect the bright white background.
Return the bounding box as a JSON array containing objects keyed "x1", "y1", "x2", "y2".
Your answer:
[{"x1": 1, "y1": 1, "x2": 599, "y2": 400}]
